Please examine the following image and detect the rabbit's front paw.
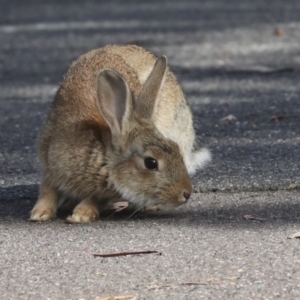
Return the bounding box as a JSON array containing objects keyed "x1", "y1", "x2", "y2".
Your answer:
[
  {"x1": 30, "y1": 206, "x2": 56, "y2": 222},
  {"x1": 66, "y1": 204, "x2": 99, "y2": 223}
]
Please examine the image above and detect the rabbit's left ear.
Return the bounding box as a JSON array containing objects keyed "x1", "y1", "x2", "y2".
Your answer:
[
  {"x1": 135, "y1": 56, "x2": 167, "y2": 120},
  {"x1": 96, "y1": 69, "x2": 133, "y2": 140}
]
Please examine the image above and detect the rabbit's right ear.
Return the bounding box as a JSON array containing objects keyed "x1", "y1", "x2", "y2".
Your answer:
[{"x1": 96, "y1": 69, "x2": 133, "y2": 142}]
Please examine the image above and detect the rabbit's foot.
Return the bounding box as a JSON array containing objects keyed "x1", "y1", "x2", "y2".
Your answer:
[
  {"x1": 30, "y1": 206, "x2": 56, "y2": 222},
  {"x1": 66, "y1": 204, "x2": 99, "y2": 223},
  {"x1": 30, "y1": 181, "x2": 59, "y2": 222}
]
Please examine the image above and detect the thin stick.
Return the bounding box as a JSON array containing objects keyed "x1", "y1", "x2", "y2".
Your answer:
[
  {"x1": 243, "y1": 214, "x2": 267, "y2": 221},
  {"x1": 91, "y1": 250, "x2": 162, "y2": 258},
  {"x1": 180, "y1": 281, "x2": 208, "y2": 286}
]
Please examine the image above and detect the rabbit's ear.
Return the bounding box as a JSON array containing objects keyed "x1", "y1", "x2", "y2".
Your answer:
[
  {"x1": 135, "y1": 56, "x2": 167, "y2": 120},
  {"x1": 96, "y1": 69, "x2": 133, "y2": 139}
]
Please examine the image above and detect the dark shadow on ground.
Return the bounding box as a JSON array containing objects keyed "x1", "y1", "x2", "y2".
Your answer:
[{"x1": 0, "y1": 185, "x2": 299, "y2": 227}]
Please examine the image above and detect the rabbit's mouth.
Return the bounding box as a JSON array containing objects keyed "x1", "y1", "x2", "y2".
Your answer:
[
  {"x1": 119, "y1": 192, "x2": 178, "y2": 212},
  {"x1": 114, "y1": 185, "x2": 183, "y2": 212},
  {"x1": 128, "y1": 199, "x2": 171, "y2": 214}
]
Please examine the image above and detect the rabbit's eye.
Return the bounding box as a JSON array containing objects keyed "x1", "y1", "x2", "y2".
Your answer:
[{"x1": 144, "y1": 157, "x2": 158, "y2": 170}]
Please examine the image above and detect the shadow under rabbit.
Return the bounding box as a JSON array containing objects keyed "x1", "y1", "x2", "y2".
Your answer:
[{"x1": 1, "y1": 185, "x2": 300, "y2": 227}]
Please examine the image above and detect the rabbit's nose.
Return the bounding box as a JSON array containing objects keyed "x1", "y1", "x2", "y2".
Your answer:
[{"x1": 183, "y1": 191, "x2": 191, "y2": 202}]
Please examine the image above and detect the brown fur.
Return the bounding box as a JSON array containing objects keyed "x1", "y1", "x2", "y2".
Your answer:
[{"x1": 30, "y1": 45, "x2": 200, "y2": 223}]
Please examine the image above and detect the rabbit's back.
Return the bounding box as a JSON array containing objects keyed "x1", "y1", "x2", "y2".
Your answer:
[{"x1": 40, "y1": 45, "x2": 197, "y2": 182}]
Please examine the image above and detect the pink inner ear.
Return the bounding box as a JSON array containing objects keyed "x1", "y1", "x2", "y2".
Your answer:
[
  {"x1": 96, "y1": 69, "x2": 129, "y2": 133},
  {"x1": 110, "y1": 82, "x2": 127, "y2": 129}
]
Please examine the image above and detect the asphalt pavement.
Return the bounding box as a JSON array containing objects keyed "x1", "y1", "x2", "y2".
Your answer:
[{"x1": 0, "y1": 1, "x2": 300, "y2": 299}]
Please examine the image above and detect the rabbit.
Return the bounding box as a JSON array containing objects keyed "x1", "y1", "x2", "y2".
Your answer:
[{"x1": 30, "y1": 45, "x2": 211, "y2": 223}]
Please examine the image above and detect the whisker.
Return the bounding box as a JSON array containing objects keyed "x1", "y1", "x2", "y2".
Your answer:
[
  {"x1": 127, "y1": 206, "x2": 143, "y2": 219},
  {"x1": 104, "y1": 210, "x2": 118, "y2": 220}
]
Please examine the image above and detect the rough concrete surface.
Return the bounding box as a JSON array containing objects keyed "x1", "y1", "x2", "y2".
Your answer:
[{"x1": 0, "y1": 0, "x2": 299, "y2": 299}]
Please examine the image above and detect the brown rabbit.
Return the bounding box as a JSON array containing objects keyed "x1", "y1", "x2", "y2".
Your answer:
[{"x1": 30, "y1": 45, "x2": 210, "y2": 223}]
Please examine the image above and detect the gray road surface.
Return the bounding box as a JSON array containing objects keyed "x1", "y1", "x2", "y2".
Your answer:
[{"x1": 0, "y1": 1, "x2": 300, "y2": 299}]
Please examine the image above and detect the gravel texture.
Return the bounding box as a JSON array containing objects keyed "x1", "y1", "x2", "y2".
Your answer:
[{"x1": 0, "y1": 1, "x2": 300, "y2": 299}]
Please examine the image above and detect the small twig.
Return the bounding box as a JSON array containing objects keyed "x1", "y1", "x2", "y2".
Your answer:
[
  {"x1": 149, "y1": 277, "x2": 242, "y2": 290},
  {"x1": 180, "y1": 281, "x2": 208, "y2": 286},
  {"x1": 91, "y1": 250, "x2": 162, "y2": 258},
  {"x1": 288, "y1": 231, "x2": 300, "y2": 239},
  {"x1": 114, "y1": 296, "x2": 136, "y2": 300},
  {"x1": 270, "y1": 114, "x2": 300, "y2": 122},
  {"x1": 149, "y1": 280, "x2": 212, "y2": 290},
  {"x1": 243, "y1": 214, "x2": 267, "y2": 221},
  {"x1": 95, "y1": 295, "x2": 136, "y2": 300},
  {"x1": 219, "y1": 114, "x2": 237, "y2": 122},
  {"x1": 148, "y1": 284, "x2": 171, "y2": 290}
]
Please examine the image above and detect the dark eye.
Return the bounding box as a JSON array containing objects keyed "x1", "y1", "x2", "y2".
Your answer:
[{"x1": 144, "y1": 157, "x2": 158, "y2": 170}]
